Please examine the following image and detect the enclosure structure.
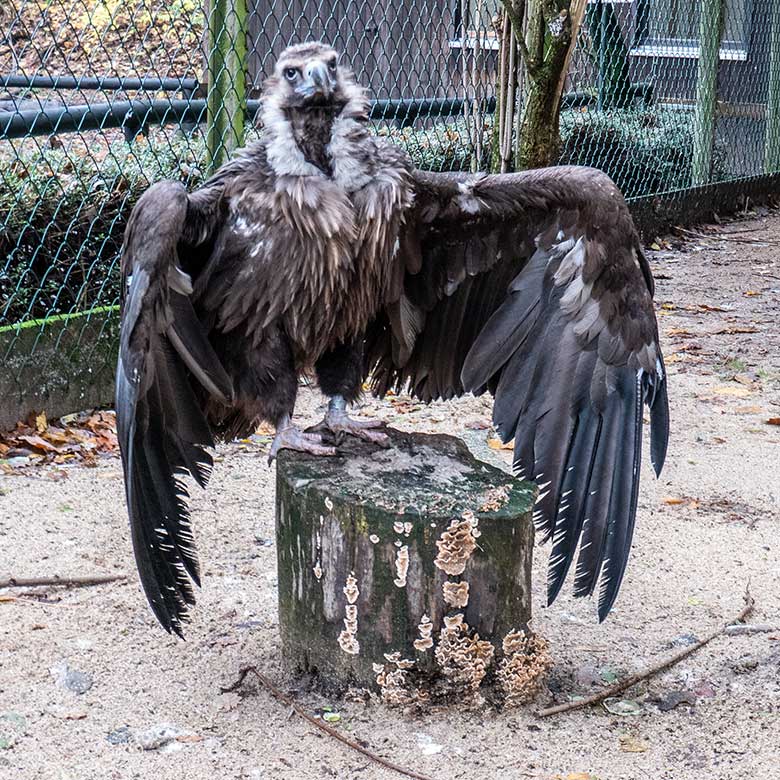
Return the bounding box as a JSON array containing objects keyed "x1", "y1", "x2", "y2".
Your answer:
[{"x1": 1, "y1": 0, "x2": 780, "y2": 426}]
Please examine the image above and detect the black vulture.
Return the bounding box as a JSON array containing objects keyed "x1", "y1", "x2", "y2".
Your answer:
[{"x1": 116, "y1": 42, "x2": 669, "y2": 636}]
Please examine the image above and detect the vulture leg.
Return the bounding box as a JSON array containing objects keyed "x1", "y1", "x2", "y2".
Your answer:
[{"x1": 312, "y1": 341, "x2": 389, "y2": 444}]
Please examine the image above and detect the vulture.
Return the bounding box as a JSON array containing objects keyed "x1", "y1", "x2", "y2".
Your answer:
[{"x1": 116, "y1": 42, "x2": 669, "y2": 636}]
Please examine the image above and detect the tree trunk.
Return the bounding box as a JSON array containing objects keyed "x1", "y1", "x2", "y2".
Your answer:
[
  {"x1": 505, "y1": 0, "x2": 587, "y2": 170},
  {"x1": 275, "y1": 428, "x2": 537, "y2": 705}
]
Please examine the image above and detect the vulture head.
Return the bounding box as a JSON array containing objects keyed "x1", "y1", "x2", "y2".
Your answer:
[
  {"x1": 264, "y1": 42, "x2": 357, "y2": 112},
  {"x1": 260, "y1": 43, "x2": 369, "y2": 174}
]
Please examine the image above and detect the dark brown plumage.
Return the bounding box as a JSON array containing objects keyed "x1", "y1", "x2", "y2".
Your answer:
[{"x1": 117, "y1": 42, "x2": 669, "y2": 636}]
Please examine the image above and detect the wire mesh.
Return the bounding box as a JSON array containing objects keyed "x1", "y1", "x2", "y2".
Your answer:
[{"x1": 0, "y1": 0, "x2": 778, "y2": 427}]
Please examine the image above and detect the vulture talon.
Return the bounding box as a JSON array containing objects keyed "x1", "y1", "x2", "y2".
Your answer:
[
  {"x1": 314, "y1": 399, "x2": 389, "y2": 446},
  {"x1": 267, "y1": 422, "x2": 338, "y2": 465}
]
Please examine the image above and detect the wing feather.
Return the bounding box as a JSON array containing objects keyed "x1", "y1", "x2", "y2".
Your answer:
[
  {"x1": 117, "y1": 180, "x2": 233, "y2": 636},
  {"x1": 367, "y1": 165, "x2": 669, "y2": 620}
]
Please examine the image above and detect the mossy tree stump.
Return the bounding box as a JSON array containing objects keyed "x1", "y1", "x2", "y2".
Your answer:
[{"x1": 275, "y1": 428, "x2": 538, "y2": 705}]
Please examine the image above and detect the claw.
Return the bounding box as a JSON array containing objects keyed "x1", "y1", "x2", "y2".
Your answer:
[
  {"x1": 315, "y1": 403, "x2": 389, "y2": 446},
  {"x1": 267, "y1": 422, "x2": 338, "y2": 465}
]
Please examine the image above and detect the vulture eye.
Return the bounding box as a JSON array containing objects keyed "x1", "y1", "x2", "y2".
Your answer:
[
  {"x1": 327, "y1": 58, "x2": 337, "y2": 73},
  {"x1": 284, "y1": 67, "x2": 298, "y2": 81}
]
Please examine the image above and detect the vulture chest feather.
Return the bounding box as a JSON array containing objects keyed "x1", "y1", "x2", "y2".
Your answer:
[{"x1": 222, "y1": 170, "x2": 410, "y2": 362}]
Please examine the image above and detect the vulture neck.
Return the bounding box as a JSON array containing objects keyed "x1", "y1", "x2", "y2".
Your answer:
[
  {"x1": 285, "y1": 107, "x2": 340, "y2": 177},
  {"x1": 262, "y1": 83, "x2": 370, "y2": 184}
]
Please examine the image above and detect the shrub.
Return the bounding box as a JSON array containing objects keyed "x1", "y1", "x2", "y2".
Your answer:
[
  {"x1": 0, "y1": 107, "x2": 732, "y2": 324},
  {"x1": 558, "y1": 107, "x2": 730, "y2": 198}
]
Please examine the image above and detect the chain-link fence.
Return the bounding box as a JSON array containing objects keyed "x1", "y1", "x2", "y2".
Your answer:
[{"x1": 1, "y1": 0, "x2": 779, "y2": 427}]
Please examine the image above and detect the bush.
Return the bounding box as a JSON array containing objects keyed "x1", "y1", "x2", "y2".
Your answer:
[
  {"x1": 0, "y1": 132, "x2": 206, "y2": 323},
  {"x1": 0, "y1": 107, "x2": 731, "y2": 324},
  {"x1": 558, "y1": 107, "x2": 730, "y2": 198}
]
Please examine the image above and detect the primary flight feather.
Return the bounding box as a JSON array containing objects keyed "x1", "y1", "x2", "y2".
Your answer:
[{"x1": 116, "y1": 42, "x2": 669, "y2": 635}]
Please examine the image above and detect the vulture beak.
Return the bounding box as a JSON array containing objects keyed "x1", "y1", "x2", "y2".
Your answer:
[{"x1": 297, "y1": 61, "x2": 334, "y2": 101}]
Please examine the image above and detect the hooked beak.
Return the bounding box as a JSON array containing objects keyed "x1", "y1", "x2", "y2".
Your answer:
[{"x1": 296, "y1": 61, "x2": 334, "y2": 101}]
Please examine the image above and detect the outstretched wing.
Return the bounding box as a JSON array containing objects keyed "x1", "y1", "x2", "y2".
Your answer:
[
  {"x1": 117, "y1": 180, "x2": 234, "y2": 636},
  {"x1": 366, "y1": 166, "x2": 669, "y2": 620}
]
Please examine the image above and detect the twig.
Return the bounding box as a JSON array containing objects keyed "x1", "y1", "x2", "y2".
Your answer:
[
  {"x1": 0, "y1": 574, "x2": 127, "y2": 589},
  {"x1": 222, "y1": 666, "x2": 435, "y2": 780},
  {"x1": 537, "y1": 588, "x2": 755, "y2": 718},
  {"x1": 673, "y1": 225, "x2": 780, "y2": 246}
]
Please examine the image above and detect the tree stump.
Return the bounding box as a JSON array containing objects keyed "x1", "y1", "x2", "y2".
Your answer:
[{"x1": 275, "y1": 427, "x2": 539, "y2": 705}]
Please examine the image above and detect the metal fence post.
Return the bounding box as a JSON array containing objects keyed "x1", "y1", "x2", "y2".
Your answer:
[
  {"x1": 765, "y1": 0, "x2": 780, "y2": 173},
  {"x1": 206, "y1": 0, "x2": 247, "y2": 176},
  {"x1": 692, "y1": 0, "x2": 724, "y2": 186}
]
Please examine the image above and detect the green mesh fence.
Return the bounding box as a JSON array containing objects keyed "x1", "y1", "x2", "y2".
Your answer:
[{"x1": 1, "y1": 0, "x2": 779, "y2": 427}]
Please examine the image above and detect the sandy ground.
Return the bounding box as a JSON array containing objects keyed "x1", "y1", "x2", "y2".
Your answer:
[{"x1": 1, "y1": 212, "x2": 779, "y2": 780}]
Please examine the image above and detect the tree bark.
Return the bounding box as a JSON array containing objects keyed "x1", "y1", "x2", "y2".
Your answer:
[
  {"x1": 503, "y1": 0, "x2": 587, "y2": 170},
  {"x1": 275, "y1": 428, "x2": 536, "y2": 703}
]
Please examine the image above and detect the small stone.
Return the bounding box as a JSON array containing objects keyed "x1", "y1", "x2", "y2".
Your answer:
[
  {"x1": 133, "y1": 723, "x2": 190, "y2": 751},
  {"x1": 573, "y1": 665, "x2": 602, "y2": 688},
  {"x1": 107, "y1": 726, "x2": 131, "y2": 745},
  {"x1": 50, "y1": 660, "x2": 93, "y2": 695},
  {"x1": 732, "y1": 655, "x2": 760, "y2": 674},
  {"x1": 653, "y1": 689, "x2": 697, "y2": 711},
  {"x1": 668, "y1": 633, "x2": 699, "y2": 648},
  {"x1": 416, "y1": 733, "x2": 443, "y2": 756}
]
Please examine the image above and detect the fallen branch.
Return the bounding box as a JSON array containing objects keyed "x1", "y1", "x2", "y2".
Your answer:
[
  {"x1": 222, "y1": 666, "x2": 434, "y2": 780},
  {"x1": 537, "y1": 588, "x2": 755, "y2": 718},
  {"x1": 673, "y1": 225, "x2": 780, "y2": 246},
  {"x1": 0, "y1": 574, "x2": 127, "y2": 589}
]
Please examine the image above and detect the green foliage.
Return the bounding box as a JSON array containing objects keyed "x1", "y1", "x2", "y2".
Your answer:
[
  {"x1": 0, "y1": 108, "x2": 731, "y2": 324},
  {"x1": 0, "y1": 132, "x2": 206, "y2": 323},
  {"x1": 377, "y1": 118, "x2": 494, "y2": 172},
  {"x1": 558, "y1": 107, "x2": 730, "y2": 198}
]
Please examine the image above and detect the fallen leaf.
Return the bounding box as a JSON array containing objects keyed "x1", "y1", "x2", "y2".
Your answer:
[
  {"x1": 35, "y1": 412, "x2": 47, "y2": 432},
  {"x1": 619, "y1": 735, "x2": 648, "y2": 753},
  {"x1": 732, "y1": 374, "x2": 757, "y2": 386},
  {"x1": 603, "y1": 698, "x2": 642, "y2": 716},
  {"x1": 487, "y1": 437, "x2": 513, "y2": 451},
  {"x1": 566, "y1": 774, "x2": 593, "y2": 780},
  {"x1": 712, "y1": 386, "x2": 751, "y2": 397},
  {"x1": 17, "y1": 435, "x2": 61, "y2": 453},
  {"x1": 176, "y1": 734, "x2": 204, "y2": 743},
  {"x1": 734, "y1": 406, "x2": 764, "y2": 414},
  {"x1": 667, "y1": 328, "x2": 694, "y2": 337},
  {"x1": 663, "y1": 497, "x2": 687, "y2": 505},
  {"x1": 43, "y1": 427, "x2": 70, "y2": 444},
  {"x1": 650, "y1": 242, "x2": 661, "y2": 251},
  {"x1": 767, "y1": 418, "x2": 780, "y2": 426},
  {"x1": 743, "y1": 290, "x2": 761, "y2": 296}
]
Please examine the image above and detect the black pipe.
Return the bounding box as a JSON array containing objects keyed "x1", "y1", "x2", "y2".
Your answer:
[
  {"x1": 0, "y1": 74, "x2": 199, "y2": 92},
  {"x1": 0, "y1": 92, "x2": 603, "y2": 142},
  {"x1": 0, "y1": 97, "x2": 505, "y2": 141},
  {"x1": 0, "y1": 99, "x2": 209, "y2": 139}
]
